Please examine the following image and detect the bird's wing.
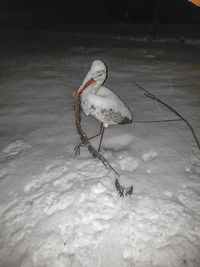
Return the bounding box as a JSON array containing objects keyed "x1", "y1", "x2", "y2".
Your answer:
[{"x1": 87, "y1": 86, "x2": 132, "y2": 119}]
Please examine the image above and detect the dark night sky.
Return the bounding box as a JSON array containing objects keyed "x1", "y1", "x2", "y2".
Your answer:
[{"x1": 0, "y1": 0, "x2": 199, "y2": 24}]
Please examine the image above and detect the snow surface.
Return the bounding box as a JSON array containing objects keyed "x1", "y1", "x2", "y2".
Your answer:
[{"x1": 0, "y1": 31, "x2": 200, "y2": 267}]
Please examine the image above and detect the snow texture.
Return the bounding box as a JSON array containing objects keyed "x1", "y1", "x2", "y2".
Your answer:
[{"x1": 0, "y1": 31, "x2": 200, "y2": 267}]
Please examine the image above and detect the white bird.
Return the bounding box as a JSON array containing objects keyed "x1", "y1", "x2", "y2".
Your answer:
[{"x1": 76, "y1": 59, "x2": 132, "y2": 152}]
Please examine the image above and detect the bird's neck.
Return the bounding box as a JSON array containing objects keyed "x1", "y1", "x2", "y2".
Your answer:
[{"x1": 92, "y1": 80, "x2": 103, "y2": 93}]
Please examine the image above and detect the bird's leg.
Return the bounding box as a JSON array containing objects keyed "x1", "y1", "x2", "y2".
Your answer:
[
  {"x1": 98, "y1": 126, "x2": 105, "y2": 152},
  {"x1": 74, "y1": 123, "x2": 104, "y2": 155},
  {"x1": 88, "y1": 123, "x2": 103, "y2": 141}
]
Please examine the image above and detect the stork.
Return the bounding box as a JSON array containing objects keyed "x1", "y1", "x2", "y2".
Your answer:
[{"x1": 76, "y1": 60, "x2": 132, "y2": 153}]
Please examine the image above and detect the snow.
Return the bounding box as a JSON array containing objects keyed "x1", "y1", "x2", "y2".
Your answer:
[{"x1": 0, "y1": 30, "x2": 200, "y2": 267}]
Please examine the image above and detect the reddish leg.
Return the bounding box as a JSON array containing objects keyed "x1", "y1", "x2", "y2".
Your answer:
[
  {"x1": 88, "y1": 123, "x2": 103, "y2": 141},
  {"x1": 74, "y1": 123, "x2": 103, "y2": 155},
  {"x1": 98, "y1": 126, "x2": 105, "y2": 152}
]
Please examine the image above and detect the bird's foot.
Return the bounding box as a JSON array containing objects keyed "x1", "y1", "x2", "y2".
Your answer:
[{"x1": 74, "y1": 142, "x2": 85, "y2": 155}]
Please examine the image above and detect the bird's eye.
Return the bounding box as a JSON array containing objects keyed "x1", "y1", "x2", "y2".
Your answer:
[
  {"x1": 99, "y1": 71, "x2": 105, "y2": 76},
  {"x1": 94, "y1": 71, "x2": 105, "y2": 79}
]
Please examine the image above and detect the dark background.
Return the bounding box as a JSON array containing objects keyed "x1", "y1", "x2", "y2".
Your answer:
[
  {"x1": 0, "y1": 0, "x2": 200, "y2": 40},
  {"x1": 0, "y1": 0, "x2": 199, "y2": 24}
]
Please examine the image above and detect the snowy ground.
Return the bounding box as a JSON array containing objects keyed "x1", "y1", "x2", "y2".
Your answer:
[{"x1": 0, "y1": 30, "x2": 200, "y2": 267}]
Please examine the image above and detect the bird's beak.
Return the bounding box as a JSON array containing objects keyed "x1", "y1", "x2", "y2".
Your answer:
[{"x1": 76, "y1": 78, "x2": 95, "y2": 96}]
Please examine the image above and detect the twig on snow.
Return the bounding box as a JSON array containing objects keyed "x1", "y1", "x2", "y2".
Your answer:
[
  {"x1": 115, "y1": 179, "x2": 133, "y2": 197},
  {"x1": 133, "y1": 81, "x2": 200, "y2": 153}
]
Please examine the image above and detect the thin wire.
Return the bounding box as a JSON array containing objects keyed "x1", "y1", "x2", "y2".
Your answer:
[{"x1": 134, "y1": 119, "x2": 182, "y2": 123}]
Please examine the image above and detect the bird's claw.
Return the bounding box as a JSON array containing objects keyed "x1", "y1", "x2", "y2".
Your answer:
[{"x1": 74, "y1": 142, "x2": 84, "y2": 155}]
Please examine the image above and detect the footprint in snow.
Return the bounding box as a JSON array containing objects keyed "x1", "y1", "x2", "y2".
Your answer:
[
  {"x1": 0, "y1": 167, "x2": 10, "y2": 181},
  {"x1": 24, "y1": 160, "x2": 69, "y2": 194},
  {"x1": 178, "y1": 187, "x2": 200, "y2": 216},
  {"x1": 114, "y1": 156, "x2": 139, "y2": 172}
]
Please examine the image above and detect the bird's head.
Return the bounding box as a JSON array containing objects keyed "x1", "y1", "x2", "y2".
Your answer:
[
  {"x1": 92, "y1": 69, "x2": 107, "y2": 82},
  {"x1": 77, "y1": 60, "x2": 107, "y2": 96}
]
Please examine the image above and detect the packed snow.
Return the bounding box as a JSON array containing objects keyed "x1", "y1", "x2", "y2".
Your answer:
[{"x1": 0, "y1": 31, "x2": 200, "y2": 267}]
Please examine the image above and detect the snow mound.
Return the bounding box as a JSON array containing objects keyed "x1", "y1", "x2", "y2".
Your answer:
[
  {"x1": 114, "y1": 155, "x2": 139, "y2": 172},
  {"x1": 103, "y1": 133, "x2": 134, "y2": 151},
  {"x1": 142, "y1": 150, "x2": 158, "y2": 161}
]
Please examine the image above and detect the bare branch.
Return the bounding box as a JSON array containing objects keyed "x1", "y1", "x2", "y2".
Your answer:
[
  {"x1": 133, "y1": 82, "x2": 200, "y2": 152},
  {"x1": 115, "y1": 179, "x2": 133, "y2": 197}
]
